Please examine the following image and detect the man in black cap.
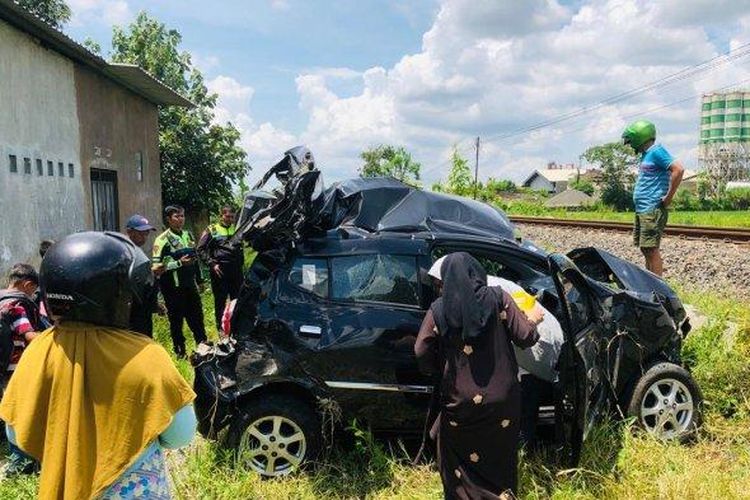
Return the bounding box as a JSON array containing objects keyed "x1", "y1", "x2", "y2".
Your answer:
[{"x1": 124, "y1": 214, "x2": 163, "y2": 337}]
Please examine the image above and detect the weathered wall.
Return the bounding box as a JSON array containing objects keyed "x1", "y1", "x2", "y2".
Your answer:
[
  {"x1": 74, "y1": 65, "x2": 162, "y2": 244},
  {"x1": 554, "y1": 180, "x2": 568, "y2": 193},
  {"x1": 527, "y1": 175, "x2": 554, "y2": 193},
  {"x1": 0, "y1": 19, "x2": 85, "y2": 275}
]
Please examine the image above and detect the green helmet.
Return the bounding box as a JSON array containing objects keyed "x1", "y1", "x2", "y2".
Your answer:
[{"x1": 622, "y1": 120, "x2": 656, "y2": 151}]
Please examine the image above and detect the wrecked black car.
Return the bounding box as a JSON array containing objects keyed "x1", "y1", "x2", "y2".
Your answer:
[{"x1": 191, "y1": 147, "x2": 702, "y2": 477}]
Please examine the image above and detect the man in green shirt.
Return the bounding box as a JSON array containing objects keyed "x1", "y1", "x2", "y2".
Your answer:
[
  {"x1": 152, "y1": 205, "x2": 207, "y2": 357},
  {"x1": 197, "y1": 205, "x2": 244, "y2": 331}
]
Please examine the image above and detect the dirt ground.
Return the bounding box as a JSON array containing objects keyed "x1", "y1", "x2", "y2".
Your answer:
[{"x1": 517, "y1": 223, "x2": 750, "y2": 300}]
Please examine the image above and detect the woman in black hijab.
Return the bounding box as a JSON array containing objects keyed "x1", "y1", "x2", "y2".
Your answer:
[{"x1": 415, "y1": 252, "x2": 542, "y2": 499}]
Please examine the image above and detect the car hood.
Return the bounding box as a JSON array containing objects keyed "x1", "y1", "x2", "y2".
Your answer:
[{"x1": 568, "y1": 246, "x2": 687, "y2": 327}]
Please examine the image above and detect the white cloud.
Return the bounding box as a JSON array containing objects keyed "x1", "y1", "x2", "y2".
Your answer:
[
  {"x1": 68, "y1": 0, "x2": 133, "y2": 27},
  {"x1": 192, "y1": 53, "x2": 221, "y2": 73},
  {"x1": 208, "y1": 75, "x2": 254, "y2": 112},
  {"x1": 303, "y1": 67, "x2": 362, "y2": 80},
  {"x1": 225, "y1": 0, "x2": 750, "y2": 187},
  {"x1": 270, "y1": 0, "x2": 290, "y2": 11},
  {"x1": 205, "y1": 75, "x2": 304, "y2": 174},
  {"x1": 653, "y1": 0, "x2": 750, "y2": 27}
]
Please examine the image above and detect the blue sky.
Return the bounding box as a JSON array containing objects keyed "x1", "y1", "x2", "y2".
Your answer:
[
  {"x1": 67, "y1": 0, "x2": 438, "y2": 136},
  {"x1": 64, "y1": 1, "x2": 750, "y2": 186}
]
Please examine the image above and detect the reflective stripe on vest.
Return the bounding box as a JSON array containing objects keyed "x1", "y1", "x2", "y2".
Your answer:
[{"x1": 209, "y1": 224, "x2": 236, "y2": 238}]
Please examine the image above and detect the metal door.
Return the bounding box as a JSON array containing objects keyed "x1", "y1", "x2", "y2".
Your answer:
[{"x1": 90, "y1": 169, "x2": 120, "y2": 231}]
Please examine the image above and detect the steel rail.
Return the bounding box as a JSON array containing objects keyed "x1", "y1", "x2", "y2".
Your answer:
[{"x1": 509, "y1": 216, "x2": 750, "y2": 242}]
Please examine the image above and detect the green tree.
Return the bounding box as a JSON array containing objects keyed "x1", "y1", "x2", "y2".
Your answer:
[
  {"x1": 485, "y1": 177, "x2": 517, "y2": 194},
  {"x1": 83, "y1": 37, "x2": 102, "y2": 55},
  {"x1": 569, "y1": 178, "x2": 595, "y2": 196},
  {"x1": 16, "y1": 0, "x2": 71, "y2": 28},
  {"x1": 359, "y1": 145, "x2": 421, "y2": 186},
  {"x1": 446, "y1": 146, "x2": 472, "y2": 196},
  {"x1": 110, "y1": 12, "x2": 248, "y2": 219},
  {"x1": 581, "y1": 142, "x2": 637, "y2": 211}
]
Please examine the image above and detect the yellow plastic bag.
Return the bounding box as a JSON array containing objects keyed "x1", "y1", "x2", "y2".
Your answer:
[{"x1": 511, "y1": 289, "x2": 536, "y2": 312}]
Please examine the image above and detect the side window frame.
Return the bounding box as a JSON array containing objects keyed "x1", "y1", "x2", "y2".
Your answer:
[
  {"x1": 287, "y1": 256, "x2": 330, "y2": 299},
  {"x1": 430, "y1": 241, "x2": 549, "y2": 284},
  {"x1": 329, "y1": 253, "x2": 422, "y2": 309},
  {"x1": 553, "y1": 265, "x2": 595, "y2": 336}
]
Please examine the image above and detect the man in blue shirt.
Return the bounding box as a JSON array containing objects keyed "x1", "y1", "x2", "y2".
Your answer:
[{"x1": 622, "y1": 120, "x2": 684, "y2": 276}]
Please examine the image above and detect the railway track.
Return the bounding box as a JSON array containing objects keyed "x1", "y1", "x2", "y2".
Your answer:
[{"x1": 509, "y1": 215, "x2": 750, "y2": 243}]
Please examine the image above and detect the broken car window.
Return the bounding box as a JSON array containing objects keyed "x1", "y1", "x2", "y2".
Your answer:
[
  {"x1": 331, "y1": 254, "x2": 419, "y2": 306},
  {"x1": 289, "y1": 257, "x2": 329, "y2": 298},
  {"x1": 431, "y1": 247, "x2": 550, "y2": 287}
]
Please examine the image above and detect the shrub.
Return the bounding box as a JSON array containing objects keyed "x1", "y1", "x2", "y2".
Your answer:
[
  {"x1": 672, "y1": 189, "x2": 700, "y2": 211},
  {"x1": 724, "y1": 187, "x2": 750, "y2": 210},
  {"x1": 679, "y1": 290, "x2": 750, "y2": 420},
  {"x1": 485, "y1": 178, "x2": 517, "y2": 194},
  {"x1": 569, "y1": 179, "x2": 595, "y2": 196}
]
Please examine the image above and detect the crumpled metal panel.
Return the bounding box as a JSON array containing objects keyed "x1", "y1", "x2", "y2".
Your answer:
[
  {"x1": 236, "y1": 150, "x2": 517, "y2": 252},
  {"x1": 317, "y1": 177, "x2": 413, "y2": 232},
  {"x1": 318, "y1": 177, "x2": 515, "y2": 240},
  {"x1": 568, "y1": 246, "x2": 686, "y2": 326}
]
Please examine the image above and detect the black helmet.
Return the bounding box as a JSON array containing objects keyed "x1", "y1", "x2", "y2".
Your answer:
[{"x1": 40, "y1": 231, "x2": 153, "y2": 328}]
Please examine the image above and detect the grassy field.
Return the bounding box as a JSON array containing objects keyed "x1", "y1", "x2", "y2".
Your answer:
[
  {"x1": 1, "y1": 286, "x2": 749, "y2": 499},
  {"x1": 508, "y1": 209, "x2": 750, "y2": 228}
]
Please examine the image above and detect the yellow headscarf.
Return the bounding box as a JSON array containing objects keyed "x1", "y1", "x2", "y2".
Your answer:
[{"x1": 0, "y1": 322, "x2": 195, "y2": 499}]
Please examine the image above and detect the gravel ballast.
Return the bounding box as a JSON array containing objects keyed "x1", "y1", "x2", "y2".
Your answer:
[{"x1": 517, "y1": 223, "x2": 750, "y2": 300}]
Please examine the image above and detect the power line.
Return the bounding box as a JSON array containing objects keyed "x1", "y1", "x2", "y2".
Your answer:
[
  {"x1": 424, "y1": 42, "x2": 750, "y2": 182},
  {"x1": 479, "y1": 41, "x2": 750, "y2": 146},
  {"x1": 493, "y1": 76, "x2": 750, "y2": 149},
  {"x1": 475, "y1": 76, "x2": 750, "y2": 174}
]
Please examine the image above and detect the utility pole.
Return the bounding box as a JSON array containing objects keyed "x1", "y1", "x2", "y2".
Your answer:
[{"x1": 473, "y1": 136, "x2": 480, "y2": 199}]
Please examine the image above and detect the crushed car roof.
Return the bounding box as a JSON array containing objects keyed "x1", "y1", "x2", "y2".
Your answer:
[
  {"x1": 320, "y1": 177, "x2": 516, "y2": 240},
  {"x1": 235, "y1": 151, "x2": 517, "y2": 251}
]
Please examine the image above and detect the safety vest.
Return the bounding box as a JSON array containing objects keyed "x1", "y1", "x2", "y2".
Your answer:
[
  {"x1": 152, "y1": 228, "x2": 197, "y2": 287},
  {"x1": 208, "y1": 223, "x2": 236, "y2": 240}
]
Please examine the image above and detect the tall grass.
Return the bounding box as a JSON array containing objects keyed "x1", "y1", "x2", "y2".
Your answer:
[{"x1": 1, "y1": 289, "x2": 748, "y2": 499}]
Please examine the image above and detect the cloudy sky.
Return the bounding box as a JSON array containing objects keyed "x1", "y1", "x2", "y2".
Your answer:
[{"x1": 65, "y1": 0, "x2": 750, "y2": 186}]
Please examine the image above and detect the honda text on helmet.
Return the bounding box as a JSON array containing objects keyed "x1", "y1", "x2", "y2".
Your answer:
[
  {"x1": 622, "y1": 120, "x2": 657, "y2": 153},
  {"x1": 40, "y1": 231, "x2": 154, "y2": 328}
]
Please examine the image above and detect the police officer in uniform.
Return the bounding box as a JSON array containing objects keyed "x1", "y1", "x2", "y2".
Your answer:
[
  {"x1": 197, "y1": 205, "x2": 244, "y2": 330},
  {"x1": 152, "y1": 205, "x2": 207, "y2": 357}
]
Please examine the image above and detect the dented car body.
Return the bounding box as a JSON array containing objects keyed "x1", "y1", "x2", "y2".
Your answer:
[{"x1": 192, "y1": 149, "x2": 699, "y2": 476}]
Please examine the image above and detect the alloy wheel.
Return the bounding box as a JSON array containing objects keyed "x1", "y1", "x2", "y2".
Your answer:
[
  {"x1": 238, "y1": 415, "x2": 307, "y2": 477},
  {"x1": 639, "y1": 378, "x2": 694, "y2": 439}
]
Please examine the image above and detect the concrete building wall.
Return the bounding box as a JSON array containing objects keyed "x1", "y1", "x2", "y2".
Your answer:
[
  {"x1": 0, "y1": 19, "x2": 85, "y2": 275},
  {"x1": 554, "y1": 180, "x2": 568, "y2": 193},
  {"x1": 74, "y1": 65, "x2": 162, "y2": 242}
]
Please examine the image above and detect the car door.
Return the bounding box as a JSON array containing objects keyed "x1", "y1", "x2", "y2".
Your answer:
[
  {"x1": 547, "y1": 253, "x2": 609, "y2": 465},
  {"x1": 279, "y1": 251, "x2": 432, "y2": 432},
  {"x1": 320, "y1": 252, "x2": 431, "y2": 431}
]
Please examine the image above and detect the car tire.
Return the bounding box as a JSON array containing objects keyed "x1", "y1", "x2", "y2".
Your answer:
[
  {"x1": 226, "y1": 393, "x2": 322, "y2": 478},
  {"x1": 626, "y1": 362, "x2": 702, "y2": 441}
]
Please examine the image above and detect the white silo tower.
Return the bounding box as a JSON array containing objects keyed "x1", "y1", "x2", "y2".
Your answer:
[{"x1": 698, "y1": 90, "x2": 750, "y2": 193}]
